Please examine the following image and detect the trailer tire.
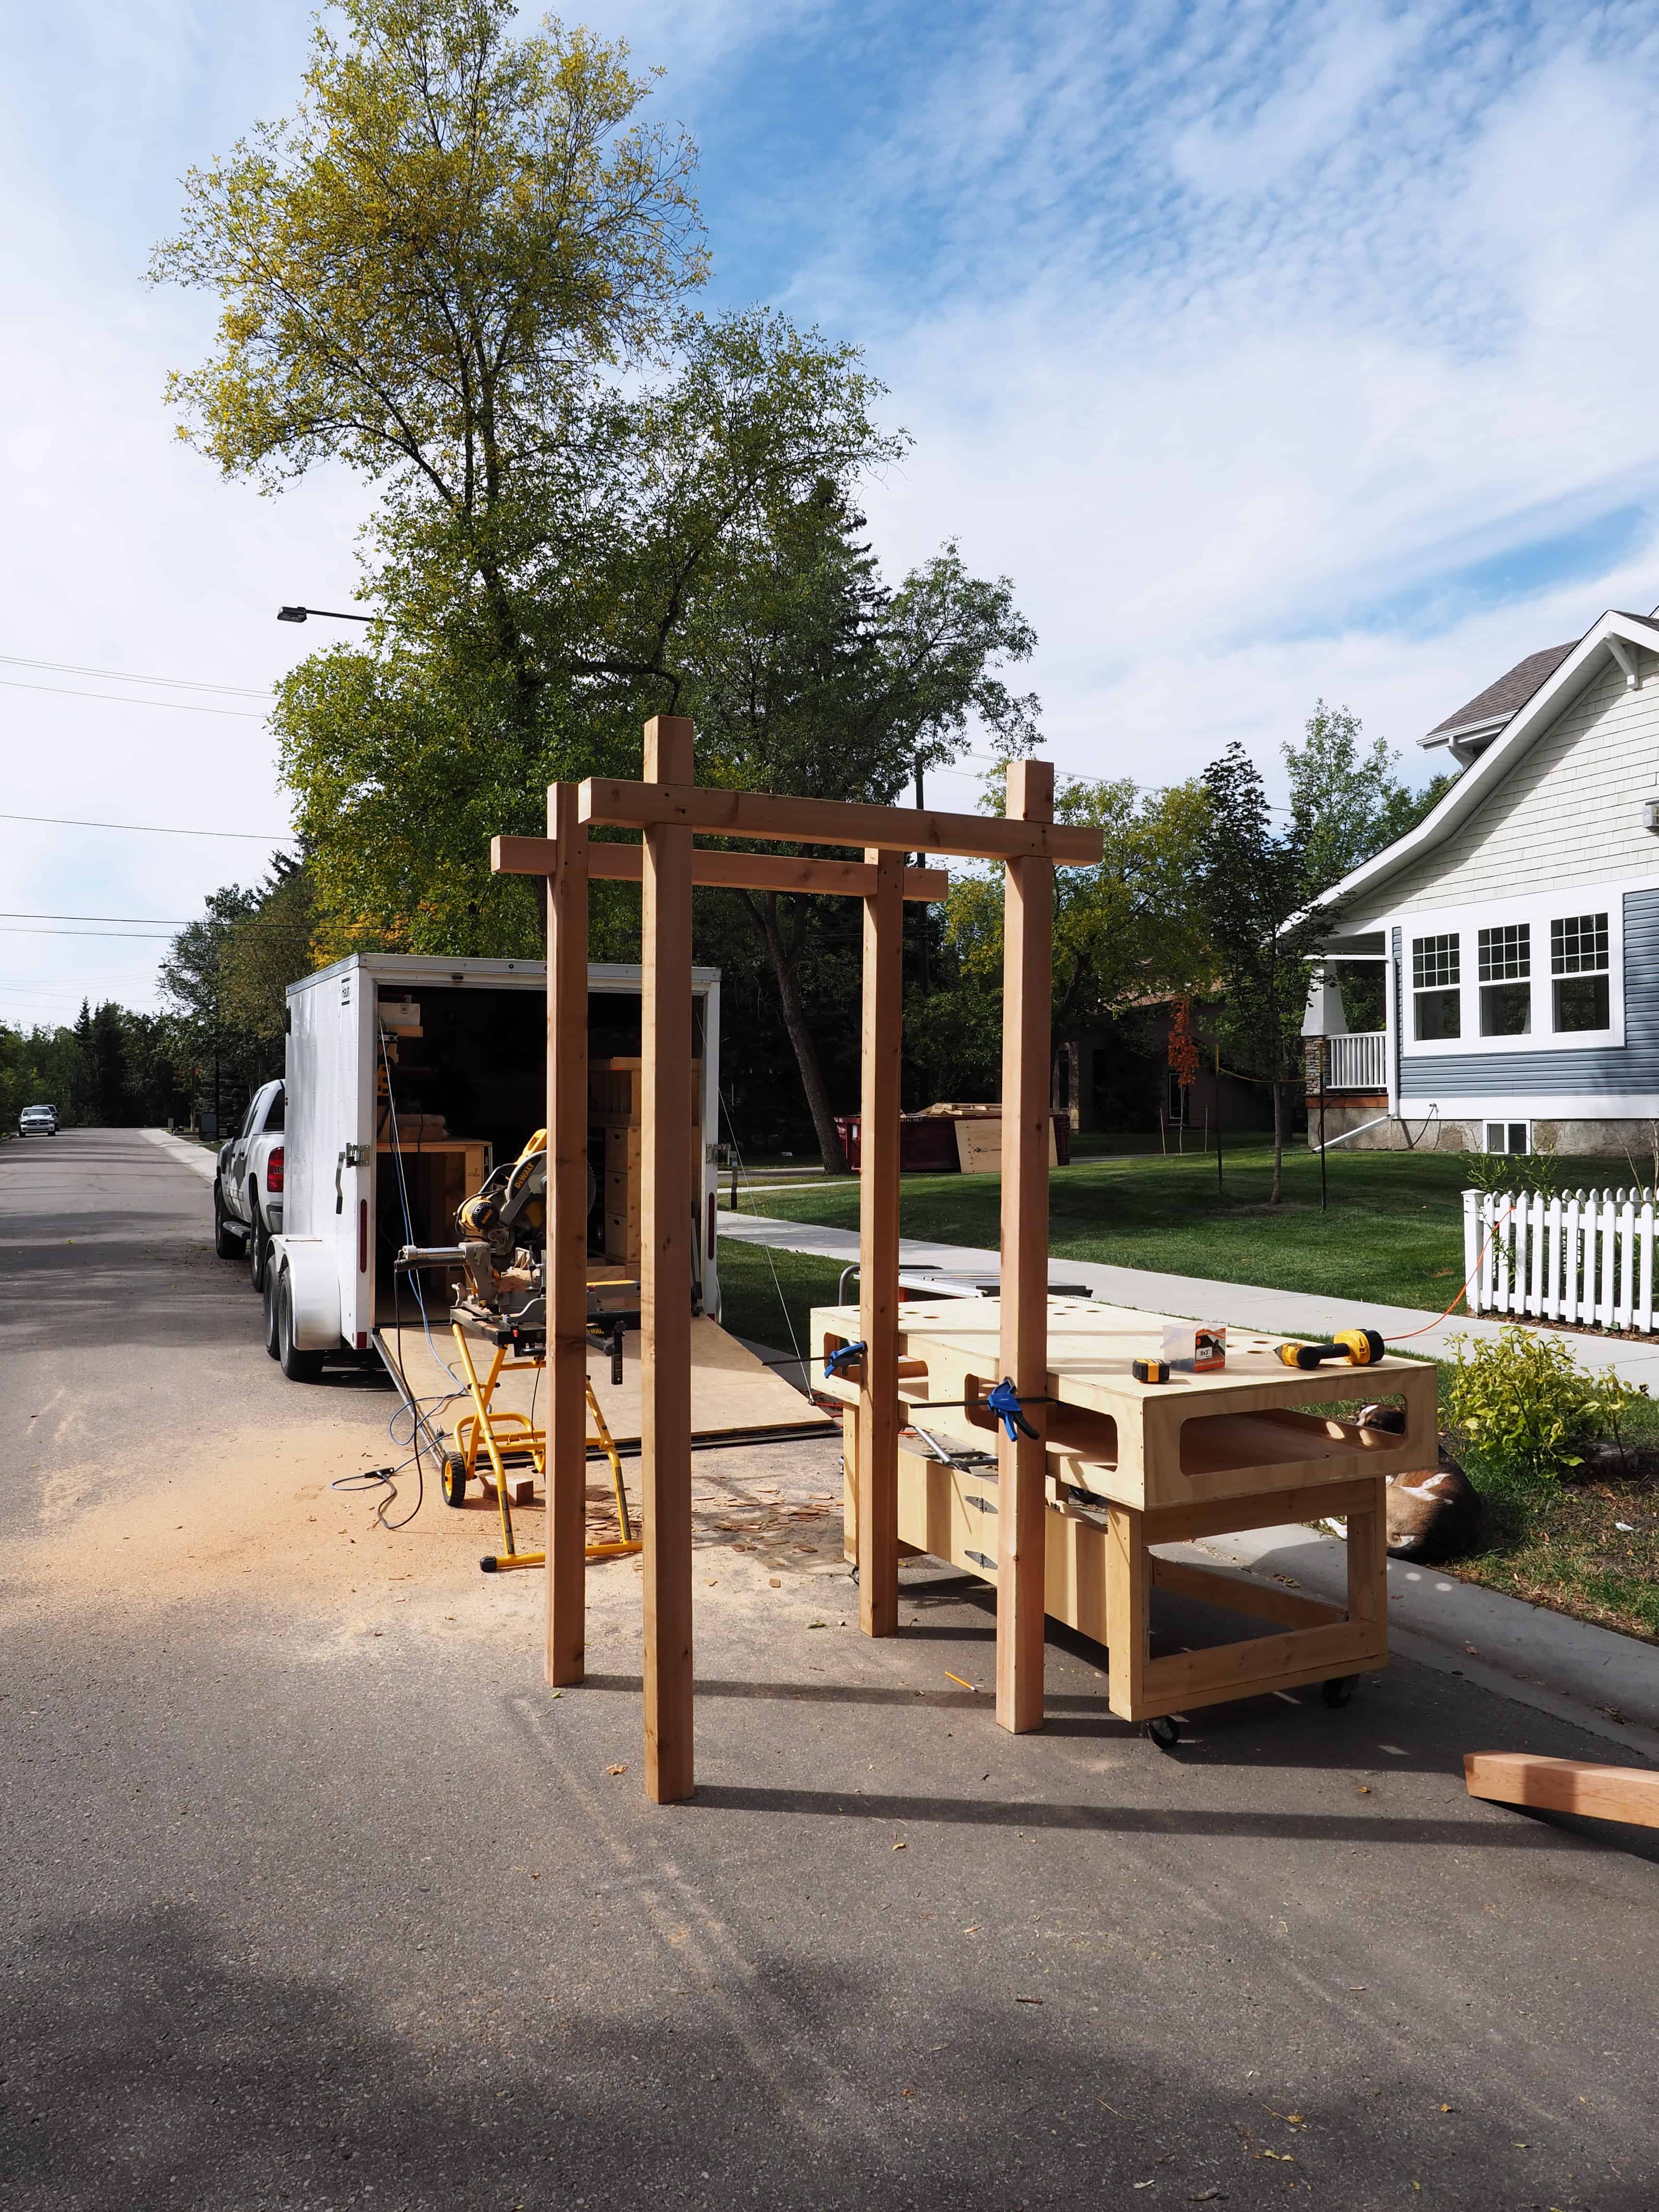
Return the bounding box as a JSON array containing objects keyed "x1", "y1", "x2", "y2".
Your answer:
[
  {"x1": 214, "y1": 1183, "x2": 240, "y2": 1260},
  {"x1": 263, "y1": 1265, "x2": 282, "y2": 1359},
  {"x1": 276, "y1": 1268, "x2": 325, "y2": 1382},
  {"x1": 249, "y1": 1201, "x2": 270, "y2": 1293}
]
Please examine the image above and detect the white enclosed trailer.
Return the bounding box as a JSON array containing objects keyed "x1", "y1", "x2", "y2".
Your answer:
[{"x1": 266, "y1": 951, "x2": 722, "y2": 1377}]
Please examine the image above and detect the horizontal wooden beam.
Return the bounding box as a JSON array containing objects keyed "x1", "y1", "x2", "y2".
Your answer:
[
  {"x1": 1149, "y1": 1555, "x2": 1345, "y2": 1633},
  {"x1": 1465, "y1": 1752, "x2": 1659, "y2": 1829},
  {"x1": 492, "y1": 833, "x2": 947, "y2": 902},
  {"x1": 576, "y1": 781, "x2": 1105, "y2": 866}
]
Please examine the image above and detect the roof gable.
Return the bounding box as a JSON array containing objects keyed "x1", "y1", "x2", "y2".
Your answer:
[
  {"x1": 1423, "y1": 639, "x2": 1576, "y2": 745},
  {"x1": 1323, "y1": 609, "x2": 1659, "y2": 915}
]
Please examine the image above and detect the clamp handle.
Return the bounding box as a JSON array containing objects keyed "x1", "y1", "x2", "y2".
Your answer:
[{"x1": 985, "y1": 1377, "x2": 1039, "y2": 1442}]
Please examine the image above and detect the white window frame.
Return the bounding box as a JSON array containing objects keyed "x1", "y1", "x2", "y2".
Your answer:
[{"x1": 1393, "y1": 887, "x2": 1625, "y2": 1058}]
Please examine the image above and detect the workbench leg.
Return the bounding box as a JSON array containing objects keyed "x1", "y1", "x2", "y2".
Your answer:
[
  {"x1": 545, "y1": 782, "x2": 590, "y2": 1686},
  {"x1": 1105, "y1": 1503, "x2": 1150, "y2": 1722},
  {"x1": 995, "y1": 761, "x2": 1054, "y2": 1733},
  {"x1": 1346, "y1": 1474, "x2": 1387, "y2": 1633},
  {"x1": 858, "y1": 849, "x2": 904, "y2": 1637},
  {"x1": 640, "y1": 715, "x2": 697, "y2": 1804},
  {"x1": 841, "y1": 1402, "x2": 860, "y2": 1565}
]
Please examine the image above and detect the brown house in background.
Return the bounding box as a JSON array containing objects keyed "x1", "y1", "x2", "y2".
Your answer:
[{"x1": 1057, "y1": 995, "x2": 1280, "y2": 1139}]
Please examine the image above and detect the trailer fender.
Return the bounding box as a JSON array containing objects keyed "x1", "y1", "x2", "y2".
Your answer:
[{"x1": 269, "y1": 1237, "x2": 342, "y2": 1352}]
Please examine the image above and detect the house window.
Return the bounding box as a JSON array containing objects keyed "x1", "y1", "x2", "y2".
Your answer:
[
  {"x1": 1411, "y1": 933, "x2": 1460, "y2": 1040},
  {"x1": 1484, "y1": 1121, "x2": 1530, "y2": 1155},
  {"x1": 1478, "y1": 923, "x2": 1531, "y2": 1035},
  {"x1": 1551, "y1": 911, "x2": 1610, "y2": 1032}
]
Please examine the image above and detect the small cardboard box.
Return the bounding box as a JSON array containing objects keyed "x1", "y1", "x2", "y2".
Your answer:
[{"x1": 1160, "y1": 1321, "x2": 1226, "y2": 1372}]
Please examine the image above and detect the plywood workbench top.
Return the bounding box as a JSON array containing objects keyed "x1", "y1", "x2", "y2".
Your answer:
[{"x1": 809, "y1": 1294, "x2": 1437, "y2": 1515}]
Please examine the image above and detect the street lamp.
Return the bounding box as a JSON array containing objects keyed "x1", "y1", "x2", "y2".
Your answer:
[{"x1": 277, "y1": 605, "x2": 373, "y2": 624}]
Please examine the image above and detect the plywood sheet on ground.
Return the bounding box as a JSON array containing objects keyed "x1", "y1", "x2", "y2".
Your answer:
[{"x1": 379, "y1": 1312, "x2": 832, "y2": 1451}]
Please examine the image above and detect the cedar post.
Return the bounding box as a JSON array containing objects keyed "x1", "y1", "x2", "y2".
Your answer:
[
  {"x1": 857, "y1": 847, "x2": 905, "y2": 1636},
  {"x1": 640, "y1": 715, "x2": 697, "y2": 1802},
  {"x1": 995, "y1": 758, "x2": 1055, "y2": 1733},
  {"x1": 545, "y1": 782, "x2": 590, "y2": 1686}
]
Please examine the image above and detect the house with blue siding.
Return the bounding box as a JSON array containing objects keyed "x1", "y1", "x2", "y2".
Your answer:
[{"x1": 1306, "y1": 605, "x2": 1659, "y2": 1156}]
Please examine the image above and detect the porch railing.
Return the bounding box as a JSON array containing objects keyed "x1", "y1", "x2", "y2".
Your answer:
[{"x1": 1323, "y1": 1031, "x2": 1387, "y2": 1092}]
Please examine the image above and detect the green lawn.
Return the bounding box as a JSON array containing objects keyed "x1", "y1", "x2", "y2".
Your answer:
[{"x1": 725, "y1": 1141, "x2": 1548, "y2": 1310}]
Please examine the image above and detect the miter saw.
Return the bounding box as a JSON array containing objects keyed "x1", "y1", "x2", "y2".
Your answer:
[{"x1": 395, "y1": 1130, "x2": 636, "y2": 1367}]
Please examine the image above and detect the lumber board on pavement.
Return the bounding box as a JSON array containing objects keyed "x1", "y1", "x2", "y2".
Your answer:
[{"x1": 1464, "y1": 1753, "x2": 1659, "y2": 1828}]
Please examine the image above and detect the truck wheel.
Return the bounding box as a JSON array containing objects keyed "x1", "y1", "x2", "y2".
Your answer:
[
  {"x1": 248, "y1": 1202, "x2": 270, "y2": 1292},
  {"x1": 276, "y1": 1269, "x2": 325, "y2": 1382},
  {"x1": 441, "y1": 1451, "x2": 469, "y2": 1507},
  {"x1": 214, "y1": 1184, "x2": 240, "y2": 1260},
  {"x1": 263, "y1": 1265, "x2": 281, "y2": 1359}
]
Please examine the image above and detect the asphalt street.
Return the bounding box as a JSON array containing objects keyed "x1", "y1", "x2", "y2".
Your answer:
[{"x1": 2, "y1": 1129, "x2": 1656, "y2": 2211}]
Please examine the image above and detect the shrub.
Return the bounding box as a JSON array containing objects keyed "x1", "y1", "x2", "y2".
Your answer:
[
  {"x1": 1443, "y1": 1326, "x2": 1626, "y2": 1481},
  {"x1": 1457, "y1": 1138, "x2": 1561, "y2": 1199}
]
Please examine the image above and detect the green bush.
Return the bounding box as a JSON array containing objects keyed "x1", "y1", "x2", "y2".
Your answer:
[
  {"x1": 1457, "y1": 1139, "x2": 1561, "y2": 1198},
  {"x1": 1443, "y1": 1326, "x2": 1633, "y2": 1481}
]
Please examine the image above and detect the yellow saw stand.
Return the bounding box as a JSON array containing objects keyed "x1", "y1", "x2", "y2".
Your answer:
[{"x1": 441, "y1": 1320, "x2": 641, "y2": 1575}]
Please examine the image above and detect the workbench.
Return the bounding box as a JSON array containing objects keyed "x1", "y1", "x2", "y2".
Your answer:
[{"x1": 810, "y1": 1295, "x2": 1438, "y2": 1729}]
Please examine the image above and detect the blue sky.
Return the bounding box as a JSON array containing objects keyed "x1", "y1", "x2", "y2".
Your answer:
[{"x1": 5, "y1": 0, "x2": 1659, "y2": 1024}]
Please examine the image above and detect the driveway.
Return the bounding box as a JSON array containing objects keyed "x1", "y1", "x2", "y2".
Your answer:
[{"x1": 2, "y1": 1129, "x2": 1655, "y2": 2209}]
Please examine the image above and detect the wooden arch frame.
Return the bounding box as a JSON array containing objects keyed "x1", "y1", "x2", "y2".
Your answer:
[{"x1": 494, "y1": 717, "x2": 1103, "y2": 1802}]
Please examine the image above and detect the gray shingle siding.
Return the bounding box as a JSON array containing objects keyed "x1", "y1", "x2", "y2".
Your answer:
[{"x1": 1398, "y1": 889, "x2": 1659, "y2": 1098}]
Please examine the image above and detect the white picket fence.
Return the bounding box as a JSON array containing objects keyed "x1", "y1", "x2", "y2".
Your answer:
[{"x1": 1463, "y1": 1186, "x2": 1657, "y2": 1332}]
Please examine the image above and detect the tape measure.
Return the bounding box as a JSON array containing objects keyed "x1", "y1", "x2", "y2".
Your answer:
[{"x1": 1131, "y1": 1357, "x2": 1170, "y2": 1384}]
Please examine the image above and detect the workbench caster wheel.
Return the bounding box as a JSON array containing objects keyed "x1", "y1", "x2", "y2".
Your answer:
[
  {"x1": 1322, "y1": 1676, "x2": 1357, "y2": 1709},
  {"x1": 849, "y1": 1565, "x2": 859, "y2": 1585},
  {"x1": 441, "y1": 1451, "x2": 469, "y2": 1508},
  {"x1": 1144, "y1": 1715, "x2": 1181, "y2": 1752}
]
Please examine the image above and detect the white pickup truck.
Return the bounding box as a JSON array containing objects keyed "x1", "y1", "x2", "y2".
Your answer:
[{"x1": 214, "y1": 1078, "x2": 285, "y2": 1291}]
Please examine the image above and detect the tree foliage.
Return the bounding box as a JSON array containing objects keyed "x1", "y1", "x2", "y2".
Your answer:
[
  {"x1": 1286, "y1": 700, "x2": 1457, "y2": 898},
  {"x1": 1198, "y1": 741, "x2": 1325, "y2": 1202},
  {"x1": 913, "y1": 773, "x2": 1212, "y2": 1107},
  {"x1": 154, "y1": 0, "x2": 1047, "y2": 1162}
]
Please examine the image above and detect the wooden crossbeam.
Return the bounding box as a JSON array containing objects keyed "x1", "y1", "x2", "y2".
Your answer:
[
  {"x1": 576, "y1": 781, "x2": 1104, "y2": 866},
  {"x1": 1465, "y1": 1752, "x2": 1659, "y2": 1829},
  {"x1": 492, "y1": 834, "x2": 947, "y2": 901}
]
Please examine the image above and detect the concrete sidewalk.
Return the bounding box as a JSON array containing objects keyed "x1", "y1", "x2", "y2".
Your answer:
[
  {"x1": 142, "y1": 1125, "x2": 217, "y2": 1181},
  {"x1": 717, "y1": 1205, "x2": 1659, "y2": 1389}
]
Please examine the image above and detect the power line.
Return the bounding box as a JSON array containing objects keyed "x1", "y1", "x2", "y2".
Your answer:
[
  {"x1": 0, "y1": 810, "x2": 298, "y2": 842},
  {"x1": 0, "y1": 677, "x2": 267, "y2": 718},
  {"x1": 0, "y1": 652, "x2": 271, "y2": 697},
  {"x1": 0, "y1": 926, "x2": 178, "y2": 938},
  {"x1": 0, "y1": 910, "x2": 192, "y2": 924}
]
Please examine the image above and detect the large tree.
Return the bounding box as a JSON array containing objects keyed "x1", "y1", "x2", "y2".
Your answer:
[
  {"x1": 154, "y1": 0, "x2": 1044, "y2": 1164},
  {"x1": 1198, "y1": 741, "x2": 1327, "y2": 1203}
]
